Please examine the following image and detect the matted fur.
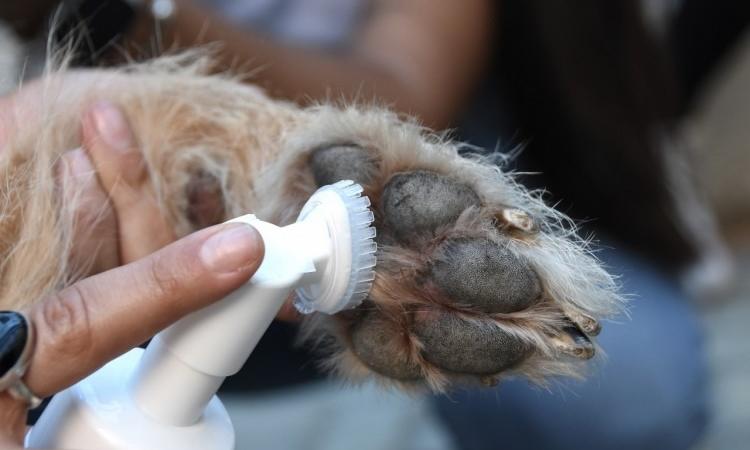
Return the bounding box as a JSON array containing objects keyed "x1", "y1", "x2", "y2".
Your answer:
[{"x1": 0, "y1": 54, "x2": 624, "y2": 392}]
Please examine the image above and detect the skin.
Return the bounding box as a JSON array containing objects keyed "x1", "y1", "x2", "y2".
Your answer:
[
  {"x1": 81, "y1": 101, "x2": 177, "y2": 265},
  {"x1": 1, "y1": 91, "x2": 181, "y2": 271}
]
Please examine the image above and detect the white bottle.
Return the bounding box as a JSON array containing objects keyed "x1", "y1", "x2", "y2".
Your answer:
[{"x1": 26, "y1": 181, "x2": 376, "y2": 450}]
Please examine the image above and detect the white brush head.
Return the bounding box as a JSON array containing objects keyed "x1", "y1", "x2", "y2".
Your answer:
[{"x1": 294, "y1": 180, "x2": 377, "y2": 314}]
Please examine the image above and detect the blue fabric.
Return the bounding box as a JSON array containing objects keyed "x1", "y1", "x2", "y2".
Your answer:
[{"x1": 433, "y1": 247, "x2": 710, "y2": 450}]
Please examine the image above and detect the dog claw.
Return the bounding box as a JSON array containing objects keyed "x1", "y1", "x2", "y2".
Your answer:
[
  {"x1": 551, "y1": 326, "x2": 595, "y2": 359},
  {"x1": 498, "y1": 208, "x2": 538, "y2": 233},
  {"x1": 480, "y1": 376, "x2": 500, "y2": 387},
  {"x1": 567, "y1": 310, "x2": 601, "y2": 336}
]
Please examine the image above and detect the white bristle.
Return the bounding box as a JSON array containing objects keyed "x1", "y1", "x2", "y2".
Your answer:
[
  {"x1": 294, "y1": 180, "x2": 377, "y2": 313},
  {"x1": 330, "y1": 180, "x2": 377, "y2": 310}
]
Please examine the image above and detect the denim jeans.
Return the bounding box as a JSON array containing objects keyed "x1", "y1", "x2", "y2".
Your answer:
[{"x1": 433, "y1": 247, "x2": 710, "y2": 450}]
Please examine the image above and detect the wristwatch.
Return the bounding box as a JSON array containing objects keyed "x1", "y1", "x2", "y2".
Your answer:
[{"x1": 55, "y1": 0, "x2": 176, "y2": 66}]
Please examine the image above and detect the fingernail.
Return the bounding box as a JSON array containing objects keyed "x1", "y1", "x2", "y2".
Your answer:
[
  {"x1": 57, "y1": 149, "x2": 95, "y2": 192},
  {"x1": 64, "y1": 148, "x2": 95, "y2": 181},
  {"x1": 91, "y1": 101, "x2": 133, "y2": 152},
  {"x1": 200, "y1": 224, "x2": 263, "y2": 274}
]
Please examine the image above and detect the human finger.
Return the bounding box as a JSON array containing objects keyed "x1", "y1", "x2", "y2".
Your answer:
[
  {"x1": 23, "y1": 222, "x2": 263, "y2": 398},
  {"x1": 57, "y1": 148, "x2": 120, "y2": 274},
  {"x1": 82, "y1": 101, "x2": 175, "y2": 263}
]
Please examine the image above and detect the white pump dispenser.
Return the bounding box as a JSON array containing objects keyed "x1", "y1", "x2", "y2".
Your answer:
[{"x1": 26, "y1": 181, "x2": 376, "y2": 450}]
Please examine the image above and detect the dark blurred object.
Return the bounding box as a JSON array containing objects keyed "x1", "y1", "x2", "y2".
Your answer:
[
  {"x1": 2, "y1": 0, "x2": 139, "y2": 68},
  {"x1": 220, "y1": 321, "x2": 324, "y2": 393},
  {"x1": 0, "y1": 0, "x2": 60, "y2": 39},
  {"x1": 672, "y1": 0, "x2": 750, "y2": 110},
  {"x1": 497, "y1": 0, "x2": 696, "y2": 267},
  {"x1": 53, "y1": 0, "x2": 138, "y2": 67}
]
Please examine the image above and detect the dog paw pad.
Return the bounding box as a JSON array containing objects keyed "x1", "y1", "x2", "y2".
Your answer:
[
  {"x1": 413, "y1": 311, "x2": 533, "y2": 375},
  {"x1": 430, "y1": 238, "x2": 543, "y2": 313},
  {"x1": 382, "y1": 171, "x2": 480, "y2": 243}
]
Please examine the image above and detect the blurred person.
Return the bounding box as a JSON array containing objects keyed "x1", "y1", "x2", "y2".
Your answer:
[
  {"x1": 4, "y1": 0, "x2": 492, "y2": 130},
  {"x1": 437, "y1": 2, "x2": 716, "y2": 449},
  {"x1": 1, "y1": 1, "x2": 717, "y2": 449}
]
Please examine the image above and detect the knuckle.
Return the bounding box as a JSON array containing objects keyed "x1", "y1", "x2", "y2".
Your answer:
[
  {"x1": 109, "y1": 182, "x2": 143, "y2": 210},
  {"x1": 115, "y1": 153, "x2": 149, "y2": 188},
  {"x1": 146, "y1": 253, "x2": 183, "y2": 301},
  {"x1": 129, "y1": 157, "x2": 150, "y2": 185},
  {"x1": 39, "y1": 285, "x2": 94, "y2": 360}
]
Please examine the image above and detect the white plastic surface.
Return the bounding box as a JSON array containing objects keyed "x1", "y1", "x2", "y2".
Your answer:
[
  {"x1": 131, "y1": 337, "x2": 224, "y2": 426},
  {"x1": 26, "y1": 348, "x2": 234, "y2": 450}
]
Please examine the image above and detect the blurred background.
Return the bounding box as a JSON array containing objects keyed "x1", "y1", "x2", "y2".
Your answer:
[{"x1": 2, "y1": 1, "x2": 750, "y2": 449}]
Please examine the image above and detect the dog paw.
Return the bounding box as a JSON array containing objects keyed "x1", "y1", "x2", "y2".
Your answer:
[{"x1": 265, "y1": 110, "x2": 623, "y2": 391}]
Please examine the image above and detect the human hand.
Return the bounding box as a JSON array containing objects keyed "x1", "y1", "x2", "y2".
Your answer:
[
  {"x1": 1, "y1": 84, "x2": 179, "y2": 274},
  {"x1": 69, "y1": 101, "x2": 300, "y2": 320},
  {"x1": 0, "y1": 218, "x2": 263, "y2": 447},
  {"x1": 1, "y1": 82, "x2": 296, "y2": 314},
  {"x1": 72, "y1": 101, "x2": 179, "y2": 268}
]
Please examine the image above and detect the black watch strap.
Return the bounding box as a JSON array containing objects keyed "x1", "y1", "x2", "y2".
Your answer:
[{"x1": 54, "y1": 0, "x2": 138, "y2": 67}]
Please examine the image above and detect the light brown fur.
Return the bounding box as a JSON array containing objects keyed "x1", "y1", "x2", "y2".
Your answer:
[{"x1": 0, "y1": 54, "x2": 624, "y2": 391}]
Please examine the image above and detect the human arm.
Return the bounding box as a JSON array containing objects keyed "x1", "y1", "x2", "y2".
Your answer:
[{"x1": 127, "y1": 0, "x2": 494, "y2": 129}]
